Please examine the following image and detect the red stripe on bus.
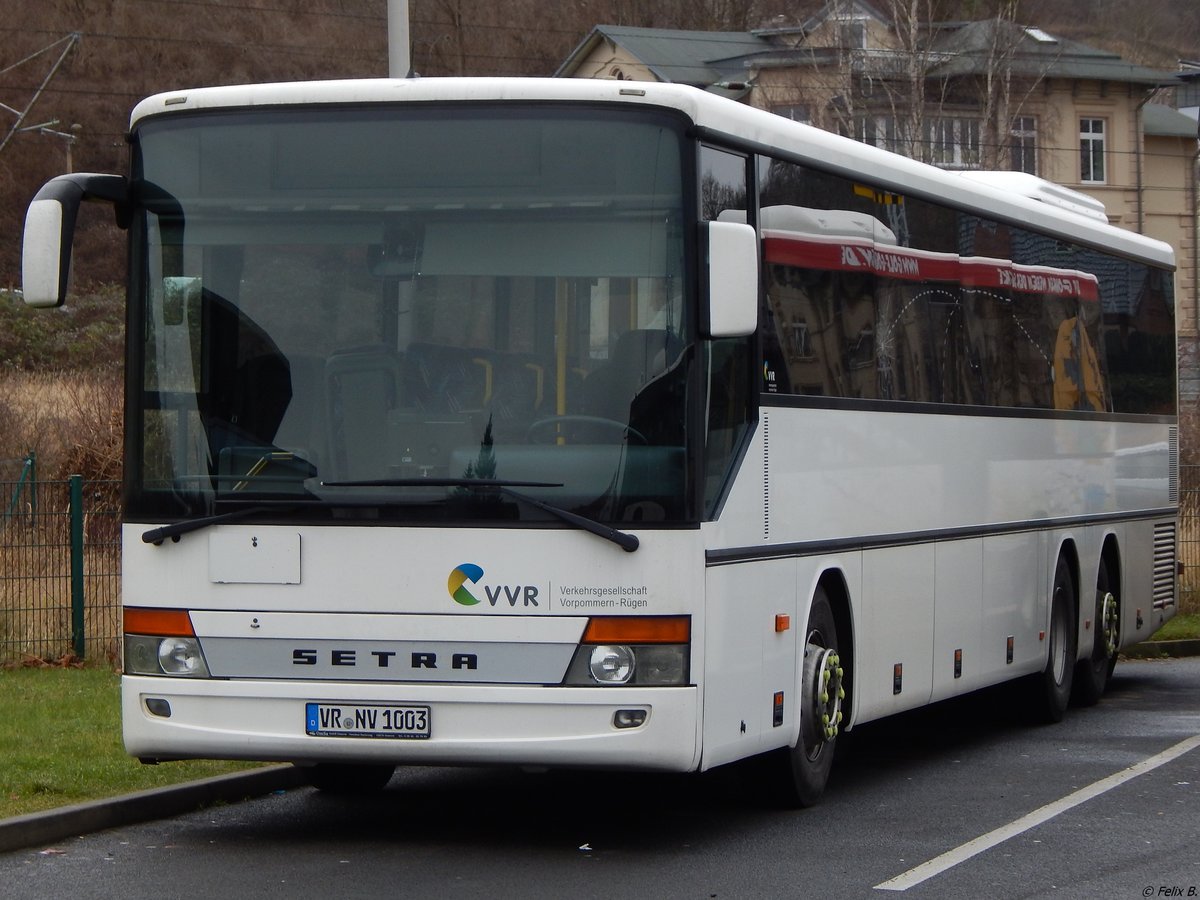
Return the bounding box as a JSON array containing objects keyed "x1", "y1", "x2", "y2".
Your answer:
[{"x1": 762, "y1": 234, "x2": 1100, "y2": 301}]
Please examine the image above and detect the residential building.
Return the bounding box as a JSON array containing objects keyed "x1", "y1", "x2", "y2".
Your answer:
[{"x1": 558, "y1": 3, "x2": 1198, "y2": 352}]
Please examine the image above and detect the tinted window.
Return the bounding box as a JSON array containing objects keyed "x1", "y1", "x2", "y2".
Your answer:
[{"x1": 756, "y1": 157, "x2": 1175, "y2": 415}]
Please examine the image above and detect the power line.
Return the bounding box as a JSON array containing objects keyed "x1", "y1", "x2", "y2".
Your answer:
[
  {"x1": 122, "y1": 0, "x2": 386, "y2": 22},
  {"x1": 0, "y1": 33, "x2": 79, "y2": 78},
  {"x1": 0, "y1": 33, "x2": 80, "y2": 156},
  {"x1": 0, "y1": 27, "x2": 386, "y2": 60}
]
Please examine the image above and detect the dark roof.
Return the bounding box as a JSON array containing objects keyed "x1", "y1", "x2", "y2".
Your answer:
[
  {"x1": 556, "y1": 18, "x2": 1179, "y2": 93},
  {"x1": 1143, "y1": 103, "x2": 1199, "y2": 138},
  {"x1": 927, "y1": 21, "x2": 1178, "y2": 87},
  {"x1": 555, "y1": 25, "x2": 770, "y2": 85}
]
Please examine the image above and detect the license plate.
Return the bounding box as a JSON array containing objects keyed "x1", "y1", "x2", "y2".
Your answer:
[{"x1": 305, "y1": 702, "x2": 430, "y2": 739}]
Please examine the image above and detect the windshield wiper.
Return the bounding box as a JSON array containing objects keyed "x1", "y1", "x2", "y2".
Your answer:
[
  {"x1": 144, "y1": 480, "x2": 641, "y2": 553},
  {"x1": 142, "y1": 504, "x2": 288, "y2": 544},
  {"x1": 323, "y1": 478, "x2": 639, "y2": 553}
]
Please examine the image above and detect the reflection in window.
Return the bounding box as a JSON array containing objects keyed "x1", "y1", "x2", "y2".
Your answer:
[{"x1": 755, "y1": 156, "x2": 1174, "y2": 416}]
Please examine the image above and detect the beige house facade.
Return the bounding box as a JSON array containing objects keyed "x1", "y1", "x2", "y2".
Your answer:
[{"x1": 558, "y1": 5, "x2": 1199, "y2": 349}]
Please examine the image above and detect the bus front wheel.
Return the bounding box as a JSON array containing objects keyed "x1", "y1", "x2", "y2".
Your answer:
[
  {"x1": 302, "y1": 762, "x2": 396, "y2": 794},
  {"x1": 771, "y1": 587, "x2": 844, "y2": 807}
]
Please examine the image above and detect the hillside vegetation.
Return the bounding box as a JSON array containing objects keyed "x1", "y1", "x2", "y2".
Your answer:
[{"x1": 1, "y1": 0, "x2": 1197, "y2": 295}]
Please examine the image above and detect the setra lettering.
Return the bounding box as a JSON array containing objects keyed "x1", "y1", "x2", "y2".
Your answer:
[{"x1": 292, "y1": 648, "x2": 482, "y2": 671}]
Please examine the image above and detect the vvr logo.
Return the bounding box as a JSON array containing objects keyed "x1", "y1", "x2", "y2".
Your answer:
[
  {"x1": 447, "y1": 563, "x2": 485, "y2": 606},
  {"x1": 447, "y1": 563, "x2": 539, "y2": 608}
]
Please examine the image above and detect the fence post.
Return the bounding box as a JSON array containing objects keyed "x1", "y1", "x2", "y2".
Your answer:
[
  {"x1": 4, "y1": 451, "x2": 36, "y2": 523},
  {"x1": 27, "y1": 451, "x2": 36, "y2": 522},
  {"x1": 70, "y1": 474, "x2": 85, "y2": 659}
]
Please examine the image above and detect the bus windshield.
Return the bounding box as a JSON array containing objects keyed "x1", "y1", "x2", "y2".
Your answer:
[{"x1": 129, "y1": 107, "x2": 693, "y2": 526}]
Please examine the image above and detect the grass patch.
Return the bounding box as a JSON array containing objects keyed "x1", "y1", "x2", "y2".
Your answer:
[
  {"x1": 1150, "y1": 612, "x2": 1200, "y2": 642},
  {"x1": 1, "y1": 666, "x2": 261, "y2": 819}
]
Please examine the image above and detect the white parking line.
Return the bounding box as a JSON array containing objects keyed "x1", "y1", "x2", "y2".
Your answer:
[{"x1": 874, "y1": 733, "x2": 1200, "y2": 892}]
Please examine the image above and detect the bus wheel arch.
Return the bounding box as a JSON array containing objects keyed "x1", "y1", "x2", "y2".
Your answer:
[
  {"x1": 817, "y1": 571, "x2": 855, "y2": 727},
  {"x1": 1072, "y1": 536, "x2": 1121, "y2": 706}
]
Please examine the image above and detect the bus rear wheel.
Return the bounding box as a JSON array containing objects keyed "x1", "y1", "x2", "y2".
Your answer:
[
  {"x1": 1073, "y1": 558, "x2": 1119, "y2": 706},
  {"x1": 772, "y1": 587, "x2": 844, "y2": 807}
]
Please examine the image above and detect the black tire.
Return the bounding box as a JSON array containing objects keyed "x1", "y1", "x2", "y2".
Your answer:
[
  {"x1": 766, "y1": 587, "x2": 844, "y2": 807},
  {"x1": 1072, "y1": 558, "x2": 1119, "y2": 707},
  {"x1": 303, "y1": 763, "x2": 396, "y2": 794},
  {"x1": 1031, "y1": 556, "x2": 1077, "y2": 724}
]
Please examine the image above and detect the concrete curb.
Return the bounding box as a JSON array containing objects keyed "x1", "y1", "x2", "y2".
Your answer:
[
  {"x1": 0, "y1": 764, "x2": 308, "y2": 854},
  {"x1": 1124, "y1": 638, "x2": 1200, "y2": 659}
]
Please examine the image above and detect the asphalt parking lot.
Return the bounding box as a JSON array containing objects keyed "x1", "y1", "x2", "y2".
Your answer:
[{"x1": 1, "y1": 656, "x2": 1197, "y2": 899}]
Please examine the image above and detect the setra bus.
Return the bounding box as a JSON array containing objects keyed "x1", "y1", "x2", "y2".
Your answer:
[{"x1": 21, "y1": 78, "x2": 1178, "y2": 804}]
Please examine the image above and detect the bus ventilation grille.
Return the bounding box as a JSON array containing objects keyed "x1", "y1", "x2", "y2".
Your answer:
[
  {"x1": 1169, "y1": 426, "x2": 1179, "y2": 504},
  {"x1": 762, "y1": 412, "x2": 770, "y2": 541},
  {"x1": 1153, "y1": 521, "x2": 1177, "y2": 609}
]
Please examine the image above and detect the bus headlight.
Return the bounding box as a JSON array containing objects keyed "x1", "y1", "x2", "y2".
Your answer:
[
  {"x1": 589, "y1": 645, "x2": 635, "y2": 683},
  {"x1": 125, "y1": 635, "x2": 210, "y2": 677},
  {"x1": 563, "y1": 616, "x2": 690, "y2": 687},
  {"x1": 124, "y1": 607, "x2": 209, "y2": 677},
  {"x1": 565, "y1": 643, "x2": 688, "y2": 686},
  {"x1": 630, "y1": 644, "x2": 688, "y2": 684},
  {"x1": 158, "y1": 637, "x2": 209, "y2": 675}
]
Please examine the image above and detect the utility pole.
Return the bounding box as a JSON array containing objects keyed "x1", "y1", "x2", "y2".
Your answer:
[
  {"x1": 388, "y1": 0, "x2": 413, "y2": 78},
  {"x1": 13, "y1": 121, "x2": 80, "y2": 171}
]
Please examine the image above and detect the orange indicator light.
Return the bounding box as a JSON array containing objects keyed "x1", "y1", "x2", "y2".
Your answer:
[
  {"x1": 582, "y1": 616, "x2": 689, "y2": 644},
  {"x1": 124, "y1": 607, "x2": 195, "y2": 637}
]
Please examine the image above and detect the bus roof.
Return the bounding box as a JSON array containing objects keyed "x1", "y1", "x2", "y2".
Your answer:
[{"x1": 129, "y1": 77, "x2": 1175, "y2": 270}]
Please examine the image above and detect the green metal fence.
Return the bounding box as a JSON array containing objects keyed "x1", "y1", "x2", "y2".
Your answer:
[
  {"x1": 1, "y1": 463, "x2": 120, "y2": 665},
  {"x1": 1179, "y1": 466, "x2": 1200, "y2": 616}
]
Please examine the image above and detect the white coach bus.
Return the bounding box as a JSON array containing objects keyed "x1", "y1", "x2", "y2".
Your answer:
[{"x1": 22, "y1": 78, "x2": 1178, "y2": 804}]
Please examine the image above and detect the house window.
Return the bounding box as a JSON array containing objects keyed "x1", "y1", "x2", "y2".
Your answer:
[
  {"x1": 1080, "y1": 118, "x2": 1106, "y2": 183},
  {"x1": 927, "y1": 117, "x2": 980, "y2": 169},
  {"x1": 856, "y1": 115, "x2": 901, "y2": 153},
  {"x1": 837, "y1": 19, "x2": 867, "y2": 49},
  {"x1": 1010, "y1": 116, "x2": 1037, "y2": 175},
  {"x1": 772, "y1": 104, "x2": 811, "y2": 124}
]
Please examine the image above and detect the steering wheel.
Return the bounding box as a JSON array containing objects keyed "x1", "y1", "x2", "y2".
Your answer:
[{"x1": 525, "y1": 415, "x2": 648, "y2": 445}]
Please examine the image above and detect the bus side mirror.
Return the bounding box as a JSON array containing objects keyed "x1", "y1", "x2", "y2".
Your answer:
[
  {"x1": 701, "y1": 220, "x2": 758, "y2": 338},
  {"x1": 22, "y1": 173, "x2": 129, "y2": 308}
]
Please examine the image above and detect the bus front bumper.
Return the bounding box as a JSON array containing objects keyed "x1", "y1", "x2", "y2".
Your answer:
[{"x1": 122, "y1": 676, "x2": 700, "y2": 772}]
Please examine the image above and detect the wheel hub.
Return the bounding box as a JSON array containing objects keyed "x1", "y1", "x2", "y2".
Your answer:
[
  {"x1": 1100, "y1": 591, "x2": 1118, "y2": 657},
  {"x1": 803, "y1": 645, "x2": 845, "y2": 748}
]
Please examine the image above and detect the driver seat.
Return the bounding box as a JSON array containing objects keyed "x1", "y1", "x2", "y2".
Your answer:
[{"x1": 584, "y1": 329, "x2": 682, "y2": 424}]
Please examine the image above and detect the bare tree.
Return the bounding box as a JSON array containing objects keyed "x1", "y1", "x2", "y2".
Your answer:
[
  {"x1": 773, "y1": 0, "x2": 1066, "y2": 175},
  {"x1": 874, "y1": 0, "x2": 943, "y2": 163},
  {"x1": 975, "y1": 2, "x2": 1024, "y2": 169}
]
